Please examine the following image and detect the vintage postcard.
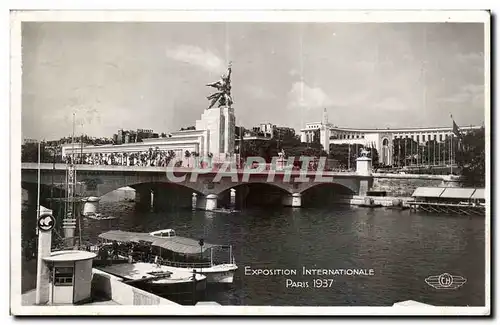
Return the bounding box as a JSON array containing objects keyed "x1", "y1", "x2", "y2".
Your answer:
[{"x1": 10, "y1": 10, "x2": 490, "y2": 316}]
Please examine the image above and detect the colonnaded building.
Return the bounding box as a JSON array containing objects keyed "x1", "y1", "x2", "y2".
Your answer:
[
  {"x1": 62, "y1": 105, "x2": 236, "y2": 165},
  {"x1": 300, "y1": 109, "x2": 482, "y2": 166}
]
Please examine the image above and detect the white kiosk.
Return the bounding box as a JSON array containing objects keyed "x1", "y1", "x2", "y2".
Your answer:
[
  {"x1": 35, "y1": 206, "x2": 97, "y2": 305},
  {"x1": 43, "y1": 250, "x2": 97, "y2": 305}
]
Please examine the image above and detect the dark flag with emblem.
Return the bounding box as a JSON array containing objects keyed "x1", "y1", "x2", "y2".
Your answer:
[
  {"x1": 450, "y1": 114, "x2": 464, "y2": 154},
  {"x1": 451, "y1": 114, "x2": 463, "y2": 139}
]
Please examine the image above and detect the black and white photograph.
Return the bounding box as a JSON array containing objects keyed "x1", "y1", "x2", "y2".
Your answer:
[{"x1": 9, "y1": 10, "x2": 490, "y2": 316}]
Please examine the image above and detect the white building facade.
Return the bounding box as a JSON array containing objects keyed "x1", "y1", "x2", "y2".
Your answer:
[
  {"x1": 62, "y1": 105, "x2": 236, "y2": 165},
  {"x1": 300, "y1": 109, "x2": 482, "y2": 166}
]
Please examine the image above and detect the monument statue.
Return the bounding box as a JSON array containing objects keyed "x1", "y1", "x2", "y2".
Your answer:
[
  {"x1": 206, "y1": 62, "x2": 233, "y2": 109},
  {"x1": 360, "y1": 148, "x2": 370, "y2": 157}
]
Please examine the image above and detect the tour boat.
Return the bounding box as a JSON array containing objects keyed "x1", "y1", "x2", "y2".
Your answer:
[
  {"x1": 96, "y1": 262, "x2": 207, "y2": 303},
  {"x1": 210, "y1": 208, "x2": 240, "y2": 214},
  {"x1": 84, "y1": 212, "x2": 117, "y2": 220},
  {"x1": 148, "y1": 229, "x2": 238, "y2": 283},
  {"x1": 98, "y1": 229, "x2": 238, "y2": 284}
]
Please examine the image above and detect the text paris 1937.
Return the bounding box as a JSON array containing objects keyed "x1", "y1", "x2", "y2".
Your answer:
[{"x1": 285, "y1": 278, "x2": 337, "y2": 288}]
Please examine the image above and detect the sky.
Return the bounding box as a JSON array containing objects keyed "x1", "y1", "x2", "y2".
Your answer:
[{"x1": 21, "y1": 22, "x2": 485, "y2": 140}]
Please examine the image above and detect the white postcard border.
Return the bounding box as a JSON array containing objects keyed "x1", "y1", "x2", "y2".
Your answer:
[{"x1": 9, "y1": 9, "x2": 491, "y2": 316}]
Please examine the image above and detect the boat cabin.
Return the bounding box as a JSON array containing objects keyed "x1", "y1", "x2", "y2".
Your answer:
[
  {"x1": 150, "y1": 229, "x2": 176, "y2": 238},
  {"x1": 97, "y1": 230, "x2": 236, "y2": 268}
]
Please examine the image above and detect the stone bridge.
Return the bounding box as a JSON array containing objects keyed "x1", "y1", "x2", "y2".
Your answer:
[
  {"x1": 21, "y1": 163, "x2": 454, "y2": 210},
  {"x1": 21, "y1": 163, "x2": 377, "y2": 209}
]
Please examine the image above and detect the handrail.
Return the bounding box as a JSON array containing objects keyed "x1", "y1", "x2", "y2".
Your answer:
[{"x1": 160, "y1": 259, "x2": 212, "y2": 269}]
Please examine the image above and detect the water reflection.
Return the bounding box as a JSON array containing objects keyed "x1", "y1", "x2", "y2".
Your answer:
[{"x1": 21, "y1": 198, "x2": 485, "y2": 306}]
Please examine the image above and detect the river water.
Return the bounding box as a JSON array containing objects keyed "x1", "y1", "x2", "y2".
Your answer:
[{"x1": 22, "y1": 192, "x2": 485, "y2": 306}]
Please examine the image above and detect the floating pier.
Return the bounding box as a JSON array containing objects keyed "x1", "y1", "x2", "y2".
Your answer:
[{"x1": 409, "y1": 187, "x2": 485, "y2": 216}]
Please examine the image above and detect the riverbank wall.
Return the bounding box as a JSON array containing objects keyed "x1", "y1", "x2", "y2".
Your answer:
[
  {"x1": 370, "y1": 177, "x2": 455, "y2": 197},
  {"x1": 91, "y1": 268, "x2": 180, "y2": 306},
  {"x1": 334, "y1": 195, "x2": 414, "y2": 207}
]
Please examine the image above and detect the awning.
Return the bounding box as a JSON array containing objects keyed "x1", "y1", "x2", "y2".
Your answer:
[
  {"x1": 151, "y1": 237, "x2": 218, "y2": 255},
  {"x1": 412, "y1": 187, "x2": 445, "y2": 198},
  {"x1": 470, "y1": 189, "x2": 485, "y2": 200},
  {"x1": 98, "y1": 230, "x2": 154, "y2": 243},
  {"x1": 98, "y1": 230, "x2": 219, "y2": 255},
  {"x1": 440, "y1": 188, "x2": 476, "y2": 199}
]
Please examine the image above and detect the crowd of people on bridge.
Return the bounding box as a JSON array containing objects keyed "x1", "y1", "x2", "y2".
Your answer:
[
  {"x1": 62, "y1": 147, "x2": 354, "y2": 172},
  {"x1": 64, "y1": 147, "x2": 179, "y2": 167}
]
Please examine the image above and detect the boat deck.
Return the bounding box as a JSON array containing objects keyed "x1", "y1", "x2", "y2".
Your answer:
[{"x1": 97, "y1": 262, "x2": 205, "y2": 284}]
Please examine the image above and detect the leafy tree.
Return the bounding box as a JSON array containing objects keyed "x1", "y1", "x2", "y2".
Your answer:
[
  {"x1": 329, "y1": 143, "x2": 379, "y2": 169},
  {"x1": 184, "y1": 150, "x2": 191, "y2": 167},
  {"x1": 455, "y1": 128, "x2": 485, "y2": 187},
  {"x1": 21, "y1": 142, "x2": 62, "y2": 163},
  {"x1": 393, "y1": 138, "x2": 420, "y2": 167}
]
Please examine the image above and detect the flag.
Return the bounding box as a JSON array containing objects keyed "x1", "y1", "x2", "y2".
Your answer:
[{"x1": 450, "y1": 114, "x2": 462, "y2": 139}]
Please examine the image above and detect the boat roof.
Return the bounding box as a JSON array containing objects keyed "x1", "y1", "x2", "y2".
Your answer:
[
  {"x1": 412, "y1": 187, "x2": 486, "y2": 200},
  {"x1": 98, "y1": 230, "x2": 220, "y2": 254}
]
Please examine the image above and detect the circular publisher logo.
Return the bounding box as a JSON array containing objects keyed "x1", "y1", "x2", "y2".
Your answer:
[
  {"x1": 37, "y1": 214, "x2": 56, "y2": 232},
  {"x1": 438, "y1": 273, "x2": 453, "y2": 287}
]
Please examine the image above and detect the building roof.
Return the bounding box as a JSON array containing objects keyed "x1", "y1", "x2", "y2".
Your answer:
[
  {"x1": 411, "y1": 187, "x2": 445, "y2": 198},
  {"x1": 440, "y1": 188, "x2": 476, "y2": 199},
  {"x1": 301, "y1": 124, "x2": 482, "y2": 133},
  {"x1": 412, "y1": 187, "x2": 485, "y2": 200},
  {"x1": 43, "y1": 250, "x2": 97, "y2": 262},
  {"x1": 471, "y1": 189, "x2": 485, "y2": 200}
]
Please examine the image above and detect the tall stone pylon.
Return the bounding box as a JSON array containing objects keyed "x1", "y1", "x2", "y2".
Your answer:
[{"x1": 320, "y1": 108, "x2": 330, "y2": 154}]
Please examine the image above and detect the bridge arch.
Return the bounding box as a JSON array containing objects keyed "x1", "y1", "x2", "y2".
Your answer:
[
  {"x1": 298, "y1": 178, "x2": 358, "y2": 195},
  {"x1": 299, "y1": 182, "x2": 356, "y2": 195},
  {"x1": 21, "y1": 181, "x2": 67, "y2": 203},
  {"x1": 215, "y1": 180, "x2": 293, "y2": 196},
  {"x1": 299, "y1": 182, "x2": 356, "y2": 208},
  {"x1": 216, "y1": 182, "x2": 292, "y2": 209},
  {"x1": 98, "y1": 180, "x2": 204, "y2": 198}
]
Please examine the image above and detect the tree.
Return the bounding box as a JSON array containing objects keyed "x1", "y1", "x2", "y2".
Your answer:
[
  {"x1": 329, "y1": 143, "x2": 379, "y2": 169},
  {"x1": 393, "y1": 138, "x2": 419, "y2": 167},
  {"x1": 184, "y1": 150, "x2": 191, "y2": 167},
  {"x1": 456, "y1": 128, "x2": 485, "y2": 187},
  {"x1": 21, "y1": 142, "x2": 62, "y2": 163}
]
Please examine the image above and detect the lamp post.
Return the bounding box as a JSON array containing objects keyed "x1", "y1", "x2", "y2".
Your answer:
[{"x1": 198, "y1": 238, "x2": 204, "y2": 266}]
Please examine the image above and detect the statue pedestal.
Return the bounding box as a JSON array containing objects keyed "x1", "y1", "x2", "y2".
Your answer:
[
  {"x1": 356, "y1": 156, "x2": 372, "y2": 176},
  {"x1": 195, "y1": 105, "x2": 235, "y2": 160},
  {"x1": 196, "y1": 107, "x2": 224, "y2": 156},
  {"x1": 83, "y1": 196, "x2": 100, "y2": 215}
]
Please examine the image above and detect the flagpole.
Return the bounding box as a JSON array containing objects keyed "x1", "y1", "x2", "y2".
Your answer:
[
  {"x1": 450, "y1": 135, "x2": 453, "y2": 174},
  {"x1": 451, "y1": 135, "x2": 454, "y2": 174},
  {"x1": 36, "y1": 140, "x2": 41, "y2": 236},
  {"x1": 404, "y1": 138, "x2": 407, "y2": 167},
  {"x1": 348, "y1": 144, "x2": 351, "y2": 171},
  {"x1": 438, "y1": 140, "x2": 441, "y2": 166},
  {"x1": 410, "y1": 139, "x2": 413, "y2": 167},
  {"x1": 433, "y1": 140, "x2": 436, "y2": 166}
]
